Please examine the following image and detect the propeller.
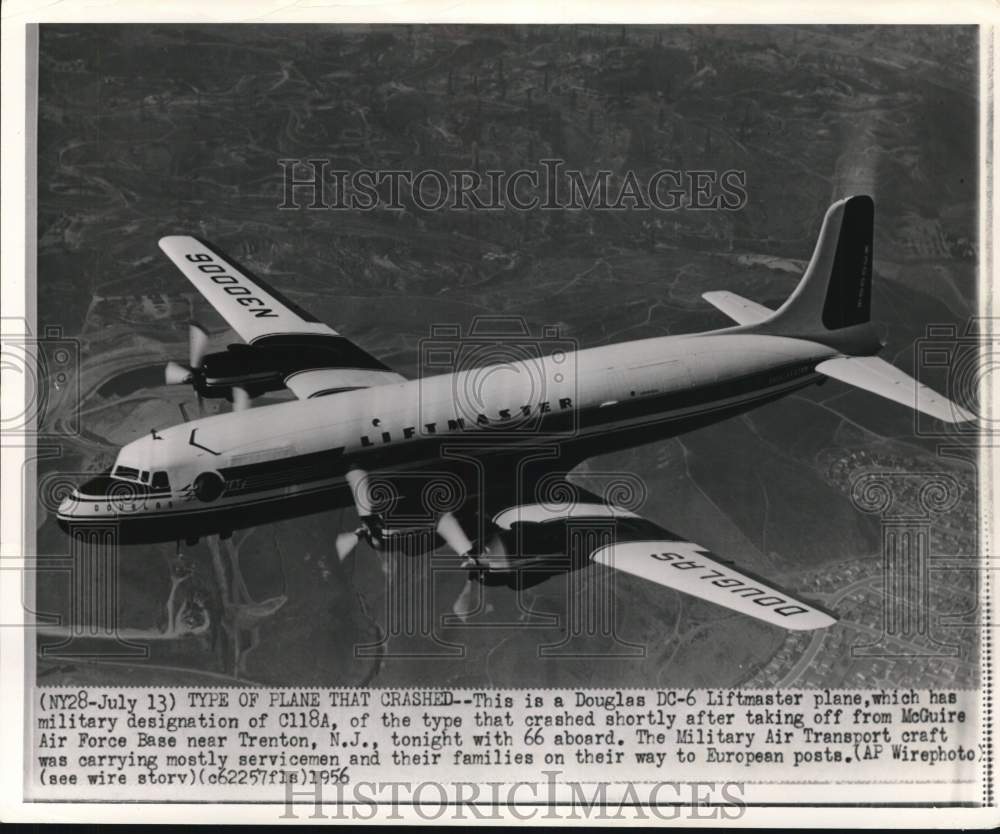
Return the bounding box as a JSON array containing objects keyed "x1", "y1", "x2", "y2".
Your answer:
[
  {"x1": 345, "y1": 468, "x2": 373, "y2": 516},
  {"x1": 335, "y1": 530, "x2": 361, "y2": 562},
  {"x1": 332, "y1": 475, "x2": 488, "y2": 623},
  {"x1": 436, "y1": 512, "x2": 473, "y2": 560},
  {"x1": 335, "y1": 469, "x2": 376, "y2": 562},
  {"x1": 164, "y1": 360, "x2": 192, "y2": 385},
  {"x1": 189, "y1": 321, "x2": 209, "y2": 368},
  {"x1": 435, "y1": 511, "x2": 488, "y2": 621},
  {"x1": 165, "y1": 322, "x2": 210, "y2": 387},
  {"x1": 452, "y1": 575, "x2": 482, "y2": 621},
  {"x1": 231, "y1": 386, "x2": 250, "y2": 412}
]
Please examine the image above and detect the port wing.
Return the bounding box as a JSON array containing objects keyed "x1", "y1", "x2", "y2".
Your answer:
[
  {"x1": 590, "y1": 539, "x2": 834, "y2": 630},
  {"x1": 339, "y1": 456, "x2": 835, "y2": 632},
  {"x1": 484, "y1": 481, "x2": 835, "y2": 631},
  {"x1": 158, "y1": 236, "x2": 405, "y2": 397}
]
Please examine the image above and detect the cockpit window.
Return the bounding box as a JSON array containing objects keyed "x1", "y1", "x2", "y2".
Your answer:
[
  {"x1": 139, "y1": 470, "x2": 150, "y2": 483},
  {"x1": 151, "y1": 471, "x2": 170, "y2": 491},
  {"x1": 113, "y1": 465, "x2": 139, "y2": 480}
]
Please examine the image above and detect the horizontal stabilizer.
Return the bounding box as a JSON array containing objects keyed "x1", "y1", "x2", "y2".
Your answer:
[
  {"x1": 702, "y1": 291, "x2": 774, "y2": 325},
  {"x1": 816, "y1": 356, "x2": 975, "y2": 423}
]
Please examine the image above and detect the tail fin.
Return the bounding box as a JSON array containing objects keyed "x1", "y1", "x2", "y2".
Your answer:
[
  {"x1": 768, "y1": 194, "x2": 875, "y2": 335},
  {"x1": 707, "y1": 194, "x2": 975, "y2": 424}
]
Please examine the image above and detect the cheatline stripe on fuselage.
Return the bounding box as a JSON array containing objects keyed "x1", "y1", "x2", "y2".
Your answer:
[{"x1": 70, "y1": 371, "x2": 821, "y2": 524}]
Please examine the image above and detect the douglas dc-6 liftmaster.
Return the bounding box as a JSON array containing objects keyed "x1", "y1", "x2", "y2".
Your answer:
[{"x1": 58, "y1": 196, "x2": 973, "y2": 627}]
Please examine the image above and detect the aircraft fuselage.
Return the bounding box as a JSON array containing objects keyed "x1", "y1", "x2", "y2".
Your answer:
[{"x1": 56, "y1": 331, "x2": 835, "y2": 542}]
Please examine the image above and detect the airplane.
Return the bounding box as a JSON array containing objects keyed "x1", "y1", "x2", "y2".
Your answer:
[{"x1": 57, "y1": 195, "x2": 974, "y2": 629}]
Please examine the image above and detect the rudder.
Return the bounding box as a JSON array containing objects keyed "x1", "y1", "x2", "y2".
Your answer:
[
  {"x1": 822, "y1": 194, "x2": 873, "y2": 329},
  {"x1": 763, "y1": 194, "x2": 875, "y2": 339}
]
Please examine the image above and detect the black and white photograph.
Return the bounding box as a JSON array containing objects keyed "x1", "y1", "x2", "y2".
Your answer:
[
  {"x1": 33, "y1": 21, "x2": 982, "y2": 688},
  {"x1": 1, "y1": 6, "x2": 996, "y2": 824}
]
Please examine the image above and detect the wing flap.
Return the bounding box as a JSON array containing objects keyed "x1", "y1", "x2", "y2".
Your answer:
[
  {"x1": 702, "y1": 291, "x2": 774, "y2": 325},
  {"x1": 593, "y1": 540, "x2": 835, "y2": 630},
  {"x1": 816, "y1": 355, "x2": 974, "y2": 423}
]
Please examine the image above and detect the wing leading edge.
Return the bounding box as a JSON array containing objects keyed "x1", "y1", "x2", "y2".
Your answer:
[{"x1": 158, "y1": 236, "x2": 405, "y2": 397}]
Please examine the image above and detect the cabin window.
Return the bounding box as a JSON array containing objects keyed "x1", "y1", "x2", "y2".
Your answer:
[{"x1": 151, "y1": 471, "x2": 170, "y2": 491}]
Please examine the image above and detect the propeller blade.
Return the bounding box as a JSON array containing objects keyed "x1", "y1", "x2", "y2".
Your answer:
[
  {"x1": 345, "y1": 468, "x2": 374, "y2": 517},
  {"x1": 195, "y1": 391, "x2": 205, "y2": 417},
  {"x1": 189, "y1": 322, "x2": 209, "y2": 369},
  {"x1": 452, "y1": 575, "x2": 480, "y2": 621},
  {"x1": 165, "y1": 360, "x2": 192, "y2": 385},
  {"x1": 335, "y1": 531, "x2": 359, "y2": 562},
  {"x1": 437, "y1": 511, "x2": 473, "y2": 557},
  {"x1": 231, "y1": 386, "x2": 250, "y2": 412}
]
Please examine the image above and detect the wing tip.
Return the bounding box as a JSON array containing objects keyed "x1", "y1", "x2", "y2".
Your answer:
[
  {"x1": 917, "y1": 392, "x2": 977, "y2": 424},
  {"x1": 158, "y1": 235, "x2": 183, "y2": 251},
  {"x1": 785, "y1": 611, "x2": 838, "y2": 631},
  {"x1": 158, "y1": 234, "x2": 200, "y2": 252}
]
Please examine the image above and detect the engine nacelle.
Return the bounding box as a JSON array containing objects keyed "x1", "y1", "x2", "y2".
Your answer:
[
  {"x1": 193, "y1": 344, "x2": 286, "y2": 400},
  {"x1": 186, "y1": 333, "x2": 387, "y2": 401},
  {"x1": 193, "y1": 471, "x2": 226, "y2": 502}
]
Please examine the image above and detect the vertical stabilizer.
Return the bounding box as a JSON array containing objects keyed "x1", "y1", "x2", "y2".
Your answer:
[
  {"x1": 766, "y1": 194, "x2": 875, "y2": 336},
  {"x1": 704, "y1": 195, "x2": 974, "y2": 424}
]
